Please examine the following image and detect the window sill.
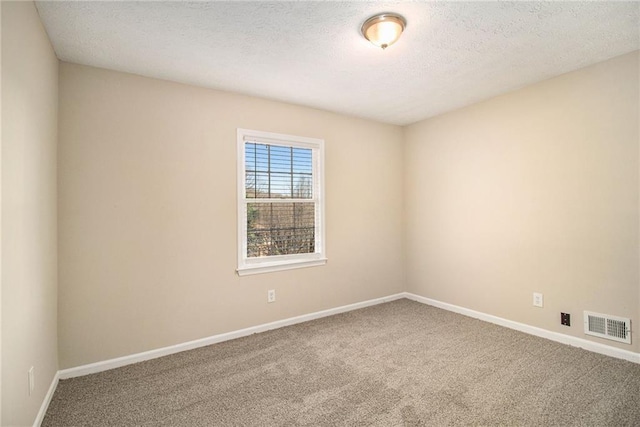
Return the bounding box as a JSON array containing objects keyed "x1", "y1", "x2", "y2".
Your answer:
[{"x1": 237, "y1": 258, "x2": 327, "y2": 276}]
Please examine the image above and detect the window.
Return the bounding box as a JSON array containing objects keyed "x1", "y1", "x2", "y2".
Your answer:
[{"x1": 237, "y1": 128, "x2": 326, "y2": 275}]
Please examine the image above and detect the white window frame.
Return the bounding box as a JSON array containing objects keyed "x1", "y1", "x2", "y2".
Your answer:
[{"x1": 237, "y1": 128, "x2": 326, "y2": 276}]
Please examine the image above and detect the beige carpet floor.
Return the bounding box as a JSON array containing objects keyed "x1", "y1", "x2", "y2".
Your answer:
[{"x1": 43, "y1": 299, "x2": 640, "y2": 426}]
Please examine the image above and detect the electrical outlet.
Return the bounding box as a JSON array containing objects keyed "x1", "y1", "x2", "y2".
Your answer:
[
  {"x1": 561, "y1": 312, "x2": 571, "y2": 326},
  {"x1": 267, "y1": 289, "x2": 276, "y2": 303},
  {"x1": 533, "y1": 292, "x2": 543, "y2": 308},
  {"x1": 28, "y1": 367, "x2": 34, "y2": 396}
]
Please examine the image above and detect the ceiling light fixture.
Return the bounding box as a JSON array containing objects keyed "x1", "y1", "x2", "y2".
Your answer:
[{"x1": 361, "y1": 13, "x2": 407, "y2": 50}]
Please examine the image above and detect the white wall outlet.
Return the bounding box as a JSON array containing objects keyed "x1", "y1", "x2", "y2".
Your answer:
[
  {"x1": 533, "y1": 292, "x2": 543, "y2": 308},
  {"x1": 267, "y1": 289, "x2": 276, "y2": 303},
  {"x1": 28, "y1": 366, "x2": 35, "y2": 396}
]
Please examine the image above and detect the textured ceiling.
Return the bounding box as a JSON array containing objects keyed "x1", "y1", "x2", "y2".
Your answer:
[{"x1": 35, "y1": 1, "x2": 639, "y2": 126}]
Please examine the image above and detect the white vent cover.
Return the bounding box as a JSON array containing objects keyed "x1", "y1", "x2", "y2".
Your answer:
[{"x1": 583, "y1": 311, "x2": 631, "y2": 344}]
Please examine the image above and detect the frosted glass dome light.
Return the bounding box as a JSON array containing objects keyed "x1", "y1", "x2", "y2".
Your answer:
[{"x1": 361, "y1": 13, "x2": 407, "y2": 50}]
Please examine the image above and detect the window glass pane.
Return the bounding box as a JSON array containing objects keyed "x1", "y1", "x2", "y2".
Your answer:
[
  {"x1": 293, "y1": 147, "x2": 312, "y2": 174},
  {"x1": 254, "y1": 144, "x2": 269, "y2": 172},
  {"x1": 270, "y1": 172, "x2": 292, "y2": 198},
  {"x1": 245, "y1": 142, "x2": 313, "y2": 199},
  {"x1": 247, "y1": 202, "x2": 315, "y2": 257},
  {"x1": 269, "y1": 145, "x2": 292, "y2": 173},
  {"x1": 245, "y1": 171, "x2": 256, "y2": 198},
  {"x1": 293, "y1": 173, "x2": 312, "y2": 198}
]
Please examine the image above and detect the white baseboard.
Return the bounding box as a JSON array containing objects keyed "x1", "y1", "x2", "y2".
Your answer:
[
  {"x1": 59, "y1": 293, "x2": 406, "y2": 379},
  {"x1": 50, "y1": 289, "x2": 638, "y2": 409},
  {"x1": 33, "y1": 371, "x2": 59, "y2": 427},
  {"x1": 404, "y1": 292, "x2": 640, "y2": 364}
]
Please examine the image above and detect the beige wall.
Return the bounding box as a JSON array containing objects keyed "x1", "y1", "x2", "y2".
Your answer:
[
  {"x1": 58, "y1": 63, "x2": 405, "y2": 369},
  {"x1": 58, "y1": 52, "x2": 640, "y2": 370},
  {"x1": 2, "y1": 1, "x2": 59, "y2": 426},
  {"x1": 1, "y1": 3, "x2": 3, "y2": 423},
  {"x1": 404, "y1": 51, "x2": 639, "y2": 353}
]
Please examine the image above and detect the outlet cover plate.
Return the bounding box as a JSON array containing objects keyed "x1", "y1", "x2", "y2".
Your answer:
[{"x1": 533, "y1": 292, "x2": 543, "y2": 308}]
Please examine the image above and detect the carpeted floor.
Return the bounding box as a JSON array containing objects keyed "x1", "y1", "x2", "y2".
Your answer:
[{"x1": 43, "y1": 299, "x2": 640, "y2": 426}]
